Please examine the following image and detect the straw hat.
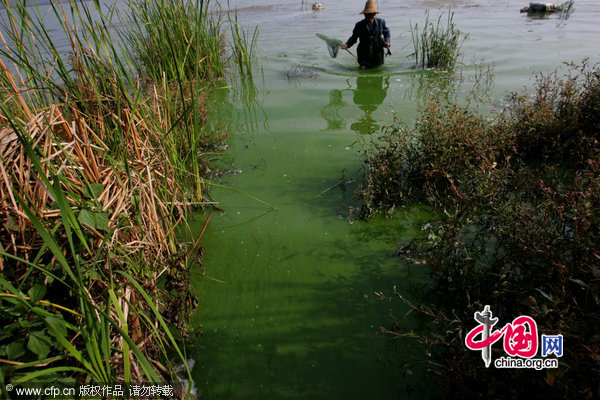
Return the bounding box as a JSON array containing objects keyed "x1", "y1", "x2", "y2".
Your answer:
[{"x1": 360, "y1": 0, "x2": 380, "y2": 14}]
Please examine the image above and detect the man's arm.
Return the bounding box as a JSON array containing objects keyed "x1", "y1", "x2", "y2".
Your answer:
[
  {"x1": 344, "y1": 22, "x2": 360, "y2": 48},
  {"x1": 381, "y1": 19, "x2": 391, "y2": 47}
]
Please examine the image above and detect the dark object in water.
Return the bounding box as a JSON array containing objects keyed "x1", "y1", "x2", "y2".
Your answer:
[{"x1": 520, "y1": 2, "x2": 563, "y2": 13}]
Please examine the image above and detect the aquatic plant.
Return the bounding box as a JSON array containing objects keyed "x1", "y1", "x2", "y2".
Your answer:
[
  {"x1": 409, "y1": 9, "x2": 468, "y2": 70},
  {"x1": 122, "y1": 0, "x2": 260, "y2": 200},
  {"x1": 228, "y1": 8, "x2": 259, "y2": 79},
  {"x1": 559, "y1": 0, "x2": 575, "y2": 19},
  {"x1": 360, "y1": 60, "x2": 600, "y2": 398},
  {"x1": 0, "y1": 0, "x2": 242, "y2": 392},
  {"x1": 123, "y1": 0, "x2": 225, "y2": 81}
]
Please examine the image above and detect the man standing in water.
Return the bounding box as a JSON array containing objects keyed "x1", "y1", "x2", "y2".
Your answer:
[{"x1": 342, "y1": 0, "x2": 391, "y2": 69}]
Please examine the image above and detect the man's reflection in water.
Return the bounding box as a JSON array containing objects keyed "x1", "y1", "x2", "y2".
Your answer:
[
  {"x1": 351, "y1": 75, "x2": 389, "y2": 134},
  {"x1": 320, "y1": 89, "x2": 348, "y2": 131}
]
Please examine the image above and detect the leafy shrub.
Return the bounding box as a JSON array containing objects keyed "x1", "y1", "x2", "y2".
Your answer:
[
  {"x1": 357, "y1": 99, "x2": 510, "y2": 216},
  {"x1": 506, "y1": 60, "x2": 600, "y2": 160},
  {"x1": 359, "y1": 61, "x2": 600, "y2": 399}
]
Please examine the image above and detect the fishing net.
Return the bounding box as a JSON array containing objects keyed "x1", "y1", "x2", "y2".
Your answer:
[{"x1": 316, "y1": 33, "x2": 344, "y2": 58}]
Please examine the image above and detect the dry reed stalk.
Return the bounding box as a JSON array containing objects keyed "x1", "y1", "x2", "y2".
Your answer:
[
  {"x1": 1, "y1": 101, "x2": 181, "y2": 270},
  {"x1": 0, "y1": 59, "x2": 33, "y2": 120},
  {"x1": 0, "y1": 7, "x2": 219, "y2": 381},
  {"x1": 0, "y1": 97, "x2": 192, "y2": 377}
]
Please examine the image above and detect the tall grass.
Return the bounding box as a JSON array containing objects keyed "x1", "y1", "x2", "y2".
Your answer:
[
  {"x1": 0, "y1": 0, "x2": 255, "y2": 393},
  {"x1": 121, "y1": 0, "x2": 218, "y2": 204},
  {"x1": 409, "y1": 9, "x2": 468, "y2": 70},
  {"x1": 122, "y1": 0, "x2": 259, "y2": 82},
  {"x1": 228, "y1": 8, "x2": 259, "y2": 80},
  {"x1": 123, "y1": 0, "x2": 225, "y2": 82},
  {"x1": 121, "y1": 0, "x2": 259, "y2": 201},
  {"x1": 0, "y1": 0, "x2": 195, "y2": 389}
]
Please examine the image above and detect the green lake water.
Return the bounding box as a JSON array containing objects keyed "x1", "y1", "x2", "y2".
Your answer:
[
  {"x1": 189, "y1": 84, "x2": 433, "y2": 398},
  {"x1": 188, "y1": 1, "x2": 600, "y2": 398}
]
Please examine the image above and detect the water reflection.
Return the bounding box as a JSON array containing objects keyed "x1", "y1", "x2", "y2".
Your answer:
[
  {"x1": 319, "y1": 74, "x2": 390, "y2": 134},
  {"x1": 320, "y1": 89, "x2": 348, "y2": 131},
  {"x1": 402, "y1": 70, "x2": 457, "y2": 102},
  {"x1": 351, "y1": 75, "x2": 389, "y2": 134},
  {"x1": 211, "y1": 73, "x2": 268, "y2": 133},
  {"x1": 317, "y1": 64, "x2": 498, "y2": 134}
]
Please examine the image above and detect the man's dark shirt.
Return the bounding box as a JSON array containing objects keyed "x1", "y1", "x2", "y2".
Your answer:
[{"x1": 345, "y1": 18, "x2": 391, "y2": 68}]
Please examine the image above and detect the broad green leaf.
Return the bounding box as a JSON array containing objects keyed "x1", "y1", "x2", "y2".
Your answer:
[
  {"x1": 18, "y1": 318, "x2": 30, "y2": 328},
  {"x1": 27, "y1": 331, "x2": 51, "y2": 359},
  {"x1": 95, "y1": 211, "x2": 109, "y2": 232},
  {"x1": 6, "y1": 340, "x2": 26, "y2": 360},
  {"x1": 3, "y1": 304, "x2": 23, "y2": 316},
  {"x1": 27, "y1": 284, "x2": 46, "y2": 303},
  {"x1": 78, "y1": 209, "x2": 97, "y2": 229},
  {"x1": 84, "y1": 183, "x2": 105, "y2": 199},
  {"x1": 78, "y1": 209, "x2": 110, "y2": 232},
  {"x1": 0, "y1": 329, "x2": 16, "y2": 341},
  {"x1": 30, "y1": 306, "x2": 53, "y2": 319}
]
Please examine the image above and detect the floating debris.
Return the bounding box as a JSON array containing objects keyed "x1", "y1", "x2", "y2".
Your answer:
[
  {"x1": 175, "y1": 359, "x2": 198, "y2": 399},
  {"x1": 286, "y1": 65, "x2": 319, "y2": 85},
  {"x1": 520, "y1": 2, "x2": 562, "y2": 13}
]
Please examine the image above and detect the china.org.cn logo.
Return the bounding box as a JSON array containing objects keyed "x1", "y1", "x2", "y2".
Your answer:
[{"x1": 465, "y1": 305, "x2": 563, "y2": 370}]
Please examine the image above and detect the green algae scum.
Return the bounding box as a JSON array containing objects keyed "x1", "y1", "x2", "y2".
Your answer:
[
  {"x1": 2, "y1": 0, "x2": 600, "y2": 398},
  {"x1": 187, "y1": 1, "x2": 600, "y2": 398}
]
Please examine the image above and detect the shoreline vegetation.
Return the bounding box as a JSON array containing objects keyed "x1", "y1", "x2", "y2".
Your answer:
[
  {"x1": 358, "y1": 60, "x2": 600, "y2": 398},
  {"x1": 0, "y1": 0, "x2": 255, "y2": 396}
]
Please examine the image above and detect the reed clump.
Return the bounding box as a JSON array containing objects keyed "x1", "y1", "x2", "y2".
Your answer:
[
  {"x1": 409, "y1": 9, "x2": 468, "y2": 70},
  {"x1": 358, "y1": 60, "x2": 600, "y2": 398},
  {"x1": 228, "y1": 9, "x2": 259, "y2": 80},
  {"x1": 0, "y1": 0, "x2": 254, "y2": 393},
  {"x1": 124, "y1": 0, "x2": 225, "y2": 82}
]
